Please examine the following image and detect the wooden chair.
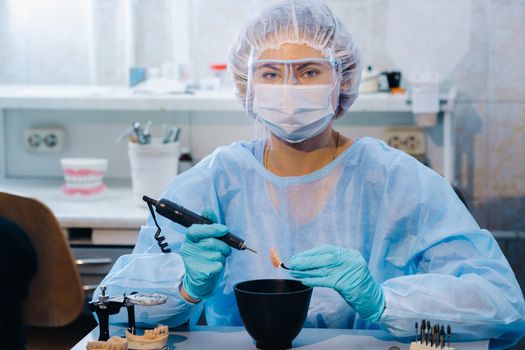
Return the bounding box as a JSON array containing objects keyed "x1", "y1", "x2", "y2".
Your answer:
[{"x1": 0, "y1": 191, "x2": 84, "y2": 327}]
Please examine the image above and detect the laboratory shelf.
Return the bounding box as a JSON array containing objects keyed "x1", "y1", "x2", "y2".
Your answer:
[
  {"x1": 0, "y1": 85, "x2": 457, "y2": 182},
  {"x1": 0, "y1": 84, "x2": 451, "y2": 113}
]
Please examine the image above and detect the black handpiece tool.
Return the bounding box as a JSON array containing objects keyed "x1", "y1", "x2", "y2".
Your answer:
[{"x1": 143, "y1": 195, "x2": 258, "y2": 253}]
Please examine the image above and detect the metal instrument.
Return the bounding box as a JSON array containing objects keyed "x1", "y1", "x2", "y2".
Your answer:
[{"x1": 88, "y1": 286, "x2": 167, "y2": 341}]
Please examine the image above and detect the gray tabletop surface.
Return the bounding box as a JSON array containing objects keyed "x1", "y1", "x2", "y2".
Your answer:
[{"x1": 72, "y1": 325, "x2": 489, "y2": 350}]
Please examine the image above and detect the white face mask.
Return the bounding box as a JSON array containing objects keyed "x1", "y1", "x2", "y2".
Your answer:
[{"x1": 253, "y1": 83, "x2": 337, "y2": 143}]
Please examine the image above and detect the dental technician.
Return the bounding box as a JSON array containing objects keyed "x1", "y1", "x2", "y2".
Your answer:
[{"x1": 94, "y1": 0, "x2": 525, "y2": 348}]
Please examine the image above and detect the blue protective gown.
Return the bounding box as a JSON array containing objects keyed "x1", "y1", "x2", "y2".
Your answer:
[{"x1": 94, "y1": 137, "x2": 525, "y2": 349}]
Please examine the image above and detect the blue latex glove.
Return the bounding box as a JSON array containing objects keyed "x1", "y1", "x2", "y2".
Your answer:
[
  {"x1": 180, "y1": 209, "x2": 232, "y2": 301},
  {"x1": 290, "y1": 245, "x2": 385, "y2": 322}
]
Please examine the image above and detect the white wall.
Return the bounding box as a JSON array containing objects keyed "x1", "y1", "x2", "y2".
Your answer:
[{"x1": 1, "y1": 0, "x2": 525, "y2": 230}]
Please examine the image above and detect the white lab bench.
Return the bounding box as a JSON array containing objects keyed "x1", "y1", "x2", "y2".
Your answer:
[
  {"x1": 0, "y1": 178, "x2": 147, "y2": 231},
  {"x1": 0, "y1": 85, "x2": 457, "y2": 182}
]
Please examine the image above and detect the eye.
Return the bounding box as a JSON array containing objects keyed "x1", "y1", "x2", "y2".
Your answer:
[
  {"x1": 262, "y1": 71, "x2": 280, "y2": 80},
  {"x1": 297, "y1": 66, "x2": 323, "y2": 81},
  {"x1": 300, "y1": 69, "x2": 321, "y2": 79}
]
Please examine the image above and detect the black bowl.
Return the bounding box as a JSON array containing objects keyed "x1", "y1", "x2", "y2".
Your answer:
[{"x1": 234, "y1": 279, "x2": 313, "y2": 349}]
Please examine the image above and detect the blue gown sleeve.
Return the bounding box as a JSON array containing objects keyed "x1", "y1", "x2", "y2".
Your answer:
[
  {"x1": 92, "y1": 162, "x2": 220, "y2": 327},
  {"x1": 376, "y1": 152, "x2": 525, "y2": 348}
]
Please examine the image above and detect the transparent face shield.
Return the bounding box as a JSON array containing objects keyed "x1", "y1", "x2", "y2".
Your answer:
[
  {"x1": 251, "y1": 57, "x2": 338, "y2": 86},
  {"x1": 246, "y1": 48, "x2": 342, "y2": 143}
]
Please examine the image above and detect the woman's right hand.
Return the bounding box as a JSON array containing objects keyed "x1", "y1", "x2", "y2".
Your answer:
[{"x1": 179, "y1": 210, "x2": 231, "y2": 302}]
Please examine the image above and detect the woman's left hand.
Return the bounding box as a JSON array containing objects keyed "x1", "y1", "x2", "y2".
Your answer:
[{"x1": 289, "y1": 245, "x2": 385, "y2": 322}]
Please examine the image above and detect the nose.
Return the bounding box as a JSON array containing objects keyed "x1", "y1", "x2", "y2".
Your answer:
[{"x1": 283, "y1": 63, "x2": 298, "y2": 85}]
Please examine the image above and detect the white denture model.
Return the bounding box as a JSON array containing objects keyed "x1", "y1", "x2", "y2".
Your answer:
[
  {"x1": 86, "y1": 336, "x2": 127, "y2": 350},
  {"x1": 126, "y1": 325, "x2": 169, "y2": 350}
]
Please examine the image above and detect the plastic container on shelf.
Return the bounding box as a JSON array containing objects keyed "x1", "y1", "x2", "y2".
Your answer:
[
  {"x1": 210, "y1": 63, "x2": 228, "y2": 89},
  {"x1": 128, "y1": 138, "x2": 180, "y2": 206},
  {"x1": 359, "y1": 65, "x2": 380, "y2": 93}
]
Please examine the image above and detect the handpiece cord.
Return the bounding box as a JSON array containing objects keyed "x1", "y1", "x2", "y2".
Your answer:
[{"x1": 146, "y1": 201, "x2": 172, "y2": 253}]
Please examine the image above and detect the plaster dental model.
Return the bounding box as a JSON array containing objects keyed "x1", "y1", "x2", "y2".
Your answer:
[
  {"x1": 126, "y1": 325, "x2": 169, "y2": 350},
  {"x1": 86, "y1": 336, "x2": 127, "y2": 350}
]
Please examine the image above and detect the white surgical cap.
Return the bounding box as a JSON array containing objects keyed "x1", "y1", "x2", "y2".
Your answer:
[{"x1": 228, "y1": 0, "x2": 362, "y2": 119}]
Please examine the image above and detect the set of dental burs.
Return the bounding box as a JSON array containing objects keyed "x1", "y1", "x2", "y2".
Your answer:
[{"x1": 409, "y1": 320, "x2": 454, "y2": 350}]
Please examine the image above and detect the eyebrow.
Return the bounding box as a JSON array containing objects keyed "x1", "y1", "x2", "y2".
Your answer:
[
  {"x1": 257, "y1": 63, "x2": 281, "y2": 70},
  {"x1": 295, "y1": 62, "x2": 325, "y2": 70}
]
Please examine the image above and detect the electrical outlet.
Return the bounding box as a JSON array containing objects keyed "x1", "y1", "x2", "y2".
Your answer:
[
  {"x1": 384, "y1": 127, "x2": 425, "y2": 156},
  {"x1": 24, "y1": 127, "x2": 66, "y2": 152}
]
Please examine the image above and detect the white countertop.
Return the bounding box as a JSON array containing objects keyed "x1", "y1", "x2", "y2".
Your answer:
[
  {"x1": 0, "y1": 179, "x2": 148, "y2": 229},
  {"x1": 0, "y1": 84, "x2": 419, "y2": 112}
]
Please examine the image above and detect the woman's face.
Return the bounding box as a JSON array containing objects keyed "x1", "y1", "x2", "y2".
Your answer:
[{"x1": 253, "y1": 44, "x2": 334, "y2": 85}]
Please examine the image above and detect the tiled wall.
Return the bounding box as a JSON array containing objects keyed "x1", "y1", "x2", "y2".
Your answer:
[{"x1": 1, "y1": 0, "x2": 524, "y2": 233}]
